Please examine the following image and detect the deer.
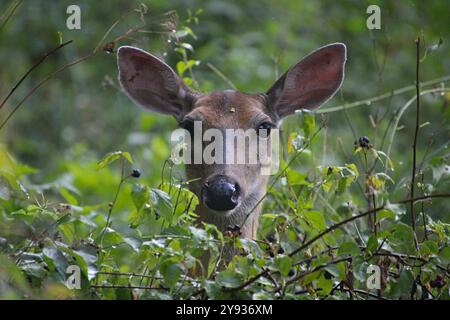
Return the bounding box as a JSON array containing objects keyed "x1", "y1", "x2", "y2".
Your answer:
[{"x1": 117, "y1": 43, "x2": 347, "y2": 263}]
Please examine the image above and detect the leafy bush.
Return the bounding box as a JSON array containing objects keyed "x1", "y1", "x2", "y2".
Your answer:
[
  {"x1": 0, "y1": 1, "x2": 449, "y2": 300},
  {"x1": 1, "y1": 110, "x2": 449, "y2": 299}
]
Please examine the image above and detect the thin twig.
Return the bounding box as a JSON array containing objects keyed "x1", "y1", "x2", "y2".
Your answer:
[
  {"x1": 0, "y1": 40, "x2": 73, "y2": 111},
  {"x1": 316, "y1": 75, "x2": 450, "y2": 114},
  {"x1": 0, "y1": 9, "x2": 146, "y2": 130},
  {"x1": 240, "y1": 127, "x2": 323, "y2": 229},
  {"x1": 229, "y1": 193, "x2": 450, "y2": 291},
  {"x1": 385, "y1": 87, "x2": 450, "y2": 159},
  {"x1": 206, "y1": 62, "x2": 237, "y2": 90},
  {"x1": 410, "y1": 38, "x2": 421, "y2": 248},
  {"x1": 420, "y1": 173, "x2": 428, "y2": 241},
  {"x1": 90, "y1": 284, "x2": 167, "y2": 290},
  {"x1": 286, "y1": 257, "x2": 351, "y2": 286},
  {"x1": 288, "y1": 206, "x2": 384, "y2": 258},
  {"x1": 15, "y1": 213, "x2": 71, "y2": 263},
  {"x1": 100, "y1": 158, "x2": 127, "y2": 245},
  {"x1": 0, "y1": 0, "x2": 22, "y2": 31},
  {"x1": 395, "y1": 193, "x2": 450, "y2": 204}
]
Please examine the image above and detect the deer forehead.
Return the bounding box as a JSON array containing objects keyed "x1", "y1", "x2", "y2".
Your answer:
[{"x1": 185, "y1": 90, "x2": 271, "y2": 128}]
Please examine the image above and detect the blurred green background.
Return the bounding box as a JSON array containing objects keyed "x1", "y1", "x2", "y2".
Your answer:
[{"x1": 0, "y1": 0, "x2": 449, "y2": 219}]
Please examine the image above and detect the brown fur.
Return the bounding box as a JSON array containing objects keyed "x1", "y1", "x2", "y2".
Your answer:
[
  {"x1": 184, "y1": 90, "x2": 272, "y2": 239},
  {"x1": 117, "y1": 44, "x2": 347, "y2": 270}
]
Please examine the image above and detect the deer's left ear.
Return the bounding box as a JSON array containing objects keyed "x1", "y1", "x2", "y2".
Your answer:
[{"x1": 266, "y1": 43, "x2": 346, "y2": 119}]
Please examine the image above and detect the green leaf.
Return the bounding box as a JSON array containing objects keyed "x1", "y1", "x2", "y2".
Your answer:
[
  {"x1": 345, "y1": 163, "x2": 359, "y2": 178},
  {"x1": 420, "y1": 240, "x2": 438, "y2": 256},
  {"x1": 300, "y1": 112, "x2": 315, "y2": 138},
  {"x1": 101, "y1": 227, "x2": 124, "y2": 245},
  {"x1": 43, "y1": 246, "x2": 69, "y2": 277},
  {"x1": 131, "y1": 183, "x2": 150, "y2": 211},
  {"x1": 97, "y1": 151, "x2": 133, "y2": 170},
  {"x1": 429, "y1": 157, "x2": 450, "y2": 183},
  {"x1": 439, "y1": 246, "x2": 450, "y2": 260},
  {"x1": 216, "y1": 269, "x2": 244, "y2": 288},
  {"x1": 420, "y1": 37, "x2": 443, "y2": 62},
  {"x1": 180, "y1": 42, "x2": 194, "y2": 52},
  {"x1": 317, "y1": 273, "x2": 333, "y2": 295},
  {"x1": 58, "y1": 244, "x2": 98, "y2": 280},
  {"x1": 59, "y1": 187, "x2": 78, "y2": 205},
  {"x1": 176, "y1": 60, "x2": 198, "y2": 77},
  {"x1": 274, "y1": 255, "x2": 292, "y2": 276},
  {"x1": 385, "y1": 202, "x2": 406, "y2": 217},
  {"x1": 150, "y1": 188, "x2": 173, "y2": 221},
  {"x1": 338, "y1": 241, "x2": 360, "y2": 256},
  {"x1": 286, "y1": 168, "x2": 307, "y2": 186},
  {"x1": 160, "y1": 257, "x2": 183, "y2": 289},
  {"x1": 303, "y1": 211, "x2": 326, "y2": 230},
  {"x1": 21, "y1": 262, "x2": 47, "y2": 279},
  {"x1": 367, "y1": 235, "x2": 379, "y2": 253},
  {"x1": 376, "y1": 209, "x2": 396, "y2": 223}
]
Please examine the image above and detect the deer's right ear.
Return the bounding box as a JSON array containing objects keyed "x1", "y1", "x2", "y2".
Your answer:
[
  {"x1": 266, "y1": 43, "x2": 346, "y2": 119},
  {"x1": 117, "y1": 46, "x2": 194, "y2": 121}
]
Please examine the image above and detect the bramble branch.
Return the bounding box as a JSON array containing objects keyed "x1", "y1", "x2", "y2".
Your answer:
[{"x1": 410, "y1": 37, "x2": 421, "y2": 249}]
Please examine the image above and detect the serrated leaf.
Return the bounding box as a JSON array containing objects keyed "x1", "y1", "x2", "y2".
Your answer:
[{"x1": 420, "y1": 240, "x2": 438, "y2": 256}]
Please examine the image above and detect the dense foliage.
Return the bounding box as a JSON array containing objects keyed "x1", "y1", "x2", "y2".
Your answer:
[{"x1": 0, "y1": 0, "x2": 449, "y2": 299}]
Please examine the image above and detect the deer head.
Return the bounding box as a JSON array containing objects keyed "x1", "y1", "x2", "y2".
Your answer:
[{"x1": 117, "y1": 43, "x2": 346, "y2": 240}]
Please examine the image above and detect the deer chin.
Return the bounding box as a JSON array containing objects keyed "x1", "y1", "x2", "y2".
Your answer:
[
  {"x1": 201, "y1": 200, "x2": 241, "y2": 218},
  {"x1": 205, "y1": 207, "x2": 235, "y2": 218}
]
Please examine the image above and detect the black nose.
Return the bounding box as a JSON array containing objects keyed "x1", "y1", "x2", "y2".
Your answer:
[{"x1": 202, "y1": 175, "x2": 240, "y2": 211}]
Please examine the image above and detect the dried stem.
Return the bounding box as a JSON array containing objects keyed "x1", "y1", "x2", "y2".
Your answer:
[
  {"x1": 316, "y1": 75, "x2": 450, "y2": 114},
  {"x1": 0, "y1": 40, "x2": 73, "y2": 112},
  {"x1": 100, "y1": 158, "x2": 127, "y2": 246},
  {"x1": 410, "y1": 38, "x2": 421, "y2": 248},
  {"x1": 227, "y1": 193, "x2": 450, "y2": 291},
  {"x1": 206, "y1": 62, "x2": 237, "y2": 90},
  {"x1": 0, "y1": 8, "x2": 145, "y2": 131}
]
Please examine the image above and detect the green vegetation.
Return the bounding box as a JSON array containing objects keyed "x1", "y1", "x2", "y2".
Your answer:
[{"x1": 0, "y1": 0, "x2": 449, "y2": 299}]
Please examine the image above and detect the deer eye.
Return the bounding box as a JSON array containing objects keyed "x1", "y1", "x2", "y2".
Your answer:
[{"x1": 257, "y1": 122, "x2": 275, "y2": 138}]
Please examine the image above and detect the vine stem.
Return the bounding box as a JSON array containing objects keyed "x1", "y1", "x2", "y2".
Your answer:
[
  {"x1": 0, "y1": 40, "x2": 73, "y2": 112},
  {"x1": 410, "y1": 38, "x2": 421, "y2": 249},
  {"x1": 0, "y1": 8, "x2": 145, "y2": 131},
  {"x1": 99, "y1": 158, "x2": 128, "y2": 246},
  {"x1": 226, "y1": 193, "x2": 450, "y2": 292},
  {"x1": 315, "y1": 75, "x2": 450, "y2": 114},
  {"x1": 239, "y1": 127, "x2": 323, "y2": 229}
]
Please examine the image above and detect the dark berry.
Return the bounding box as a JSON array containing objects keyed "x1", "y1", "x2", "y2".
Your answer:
[
  {"x1": 356, "y1": 136, "x2": 371, "y2": 148},
  {"x1": 131, "y1": 169, "x2": 141, "y2": 178},
  {"x1": 430, "y1": 275, "x2": 446, "y2": 288},
  {"x1": 103, "y1": 42, "x2": 115, "y2": 54}
]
